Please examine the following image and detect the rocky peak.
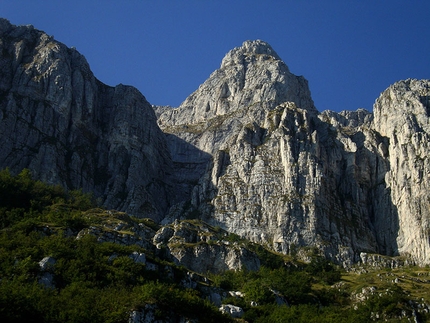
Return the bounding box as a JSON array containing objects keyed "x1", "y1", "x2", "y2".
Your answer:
[
  {"x1": 158, "y1": 40, "x2": 316, "y2": 130},
  {"x1": 220, "y1": 39, "x2": 282, "y2": 69},
  {"x1": 373, "y1": 79, "x2": 430, "y2": 137},
  {"x1": 155, "y1": 40, "x2": 317, "y2": 212},
  {"x1": 371, "y1": 79, "x2": 430, "y2": 265}
]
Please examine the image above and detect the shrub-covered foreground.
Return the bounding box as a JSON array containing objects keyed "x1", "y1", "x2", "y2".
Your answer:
[
  {"x1": 208, "y1": 262, "x2": 419, "y2": 322},
  {"x1": 0, "y1": 169, "x2": 428, "y2": 322},
  {"x1": 0, "y1": 169, "x2": 230, "y2": 322}
]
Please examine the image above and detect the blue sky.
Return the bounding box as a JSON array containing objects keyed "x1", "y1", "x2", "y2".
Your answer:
[{"x1": 2, "y1": 0, "x2": 429, "y2": 112}]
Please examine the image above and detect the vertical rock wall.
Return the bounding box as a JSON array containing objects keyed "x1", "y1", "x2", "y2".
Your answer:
[
  {"x1": 158, "y1": 41, "x2": 430, "y2": 265},
  {"x1": 0, "y1": 19, "x2": 173, "y2": 220},
  {"x1": 373, "y1": 79, "x2": 430, "y2": 264}
]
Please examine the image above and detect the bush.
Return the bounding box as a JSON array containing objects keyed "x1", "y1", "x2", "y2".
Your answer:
[
  {"x1": 0, "y1": 168, "x2": 95, "y2": 229},
  {"x1": 306, "y1": 256, "x2": 341, "y2": 285},
  {"x1": 243, "y1": 278, "x2": 275, "y2": 304},
  {"x1": 358, "y1": 285, "x2": 411, "y2": 320},
  {"x1": 210, "y1": 269, "x2": 248, "y2": 290},
  {"x1": 248, "y1": 243, "x2": 285, "y2": 269},
  {"x1": 133, "y1": 282, "x2": 232, "y2": 322}
]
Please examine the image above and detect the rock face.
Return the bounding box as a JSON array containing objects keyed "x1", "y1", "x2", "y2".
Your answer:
[
  {"x1": 372, "y1": 79, "x2": 430, "y2": 265},
  {"x1": 219, "y1": 304, "x2": 244, "y2": 318},
  {"x1": 74, "y1": 210, "x2": 262, "y2": 275},
  {"x1": 0, "y1": 19, "x2": 173, "y2": 220},
  {"x1": 157, "y1": 40, "x2": 430, "y2": 266},
  {"x1": 158, "y1": 39, "x2": 315, "y2": 129},
  {"x1": 1, "y1": 19, "x2": 430, "y2": 266},
  {"x1": 157, "y1": 40, "x2": 317, "y2": 221},
  {"x1": 153, "y1": 220, "x2": 261, "y2": 274}
]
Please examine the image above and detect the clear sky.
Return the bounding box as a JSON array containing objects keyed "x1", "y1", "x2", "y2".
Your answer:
[{"x1": 2, "y1": 0, "x2": 429, "y2": 112}]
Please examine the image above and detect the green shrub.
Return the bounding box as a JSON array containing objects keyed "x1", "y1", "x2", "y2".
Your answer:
[
  {"x1": 133, "y1": 281, "x2": 233, "y2": 322},
  {"x1": 0, "y1": 168, "x2": 95, "y2": 229},
  {"x1": 306, "y1": 256, "x2": 341, "y2": 285}
]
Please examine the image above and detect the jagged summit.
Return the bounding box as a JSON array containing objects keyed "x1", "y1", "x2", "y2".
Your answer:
[
  {"x1": 158, "y1": 40, "x2": 316, "y2": 129},
  {"x1": 220, "y1": 39, "x2": 282, "y2": 69}
]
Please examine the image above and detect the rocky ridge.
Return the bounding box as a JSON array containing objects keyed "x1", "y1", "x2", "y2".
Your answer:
[
  {"x1": 0, "y1": 18, "x2": 173, "y2": 221},
  {"x1": 0, "y1": 18, "x2": 430, "y2": 267}
]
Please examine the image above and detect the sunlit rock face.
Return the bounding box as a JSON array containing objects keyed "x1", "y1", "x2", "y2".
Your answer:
[
  {"x1": 372, "y1": 79, "x2": 430, "y2": 265},
  {"x1": 158, "y1": 39, "x2": 316, "y2": 130},
  {"x1": 1, "y1": 18, "x2": 430, "y2": 266},
  {"x1": 158, "y1": 40, "x2": 430, "y2": 266},
  {"x1": 0, "y1": 18, "x2": 173, "y2": 221}
]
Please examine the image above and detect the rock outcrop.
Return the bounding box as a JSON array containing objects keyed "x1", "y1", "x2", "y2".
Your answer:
[
  {"x1": 0, "y1": 18, "x2": 173, "y2": 220},
  {"x1": 1, "y1": 18, "x2": 430, "y2": 266},
  {"x1": 73, "y1": 209, "x2": 262, "y2": 275},
  {"x1": 153, "y1": 220, "x2": 261, "y2": 274}
]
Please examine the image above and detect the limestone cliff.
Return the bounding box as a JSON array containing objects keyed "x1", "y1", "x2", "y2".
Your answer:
[
  {"x1": 0, "y1": 18, "x2": 173, "y2": 220},
  {"x1": 372, "y1": 79, "x2": 430, "y2": 265},
  {"x1": 1, "y1": 18, "x2": 430, "y2": 266},
  {"x1": 157, "y1": 41, "x2": 430, "y2": 266}
]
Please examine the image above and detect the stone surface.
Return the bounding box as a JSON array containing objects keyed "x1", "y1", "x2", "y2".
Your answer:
[
  {"x1": 129, "y1": 305, "x2": 161, "y2": 323},
  {"x1": 154, "y1": 220, "x2": 261, "y2": 274},
  {"x1": 38, "y1": 256, "x2": 56, "y2": 288},
  {"x1": 372, "y1": 79, "x2": 430, "y2": 265},
  {"x1": 129, "y1": 251, "x2": 146, "y2": 264},
  {"x1": 39, "y1": 256, "x2": 56, "y2": 270},
  {"x1": 159, "y1": 40, "x2": 315, "y2": 130},
  {"x1": 0, "y1": 18, "x2": 173, "y2": 221},
  {"x1": 157, "y1": 41, "x2": 430, "y2": 266},
  {"x1": 219, "y1": 304, "x2": 244, "y2": 318},
  {"x1": 1, "y1": 19, "x2": 430, "y2": 267},
  {"x1": 76, "y1": 209, "x2": 157, "y2": 249}
]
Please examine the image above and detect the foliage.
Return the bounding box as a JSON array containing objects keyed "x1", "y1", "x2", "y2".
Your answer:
[
  {"x1": 356, "y1": 285, "x2": 412, "y2": 320},
  {"x1": 247, "y1": 243, "x2": 285, "y2": 269},
  {"x1": 249, "y1": 304, "x2": 367, "y2": 323},
  {"x1": 0, "y1": 168, "x2": 426, "y2": 322},
  {"x1": 211, "y1": 264, "x2": 320, "y2": 305},
  {"x1": 133, "y1": 281, "x2": 230, "y2": 322},
  {"x1": 209, "y1": 257, "x2": 425, "y2": 322},
  {"x1": 306, "y1": 255, "x2": 342, "y2": 285},
  {"x1": 0, "y1": 169, "x2": 230, "y2": 322},
  {"x1": 0, "y1": 168, "x2": 94, "y2": 230}
]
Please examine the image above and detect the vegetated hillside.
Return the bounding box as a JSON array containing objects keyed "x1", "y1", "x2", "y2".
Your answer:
[
  {"x1": 0, "y1": 169, "x2": 230, "y2": 323},
  {"x1": 1, "y1": 169, "x2": 430, "y2": 322}
]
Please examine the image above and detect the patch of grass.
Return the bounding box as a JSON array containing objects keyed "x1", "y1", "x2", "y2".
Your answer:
[{"x1": 342, "y1": 266, "x2": 430, "y2": 305}]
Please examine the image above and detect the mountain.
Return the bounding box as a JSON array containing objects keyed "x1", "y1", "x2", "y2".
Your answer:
[
  {"x1": 0, "y1": 18, "x2": 173, "y2": 222},
  {"x1": 157, "y1": 38, "x2": 430, "y2": 266},
  {"x1": 1, "y1": 18, "x2": 430, "y2": 267}
]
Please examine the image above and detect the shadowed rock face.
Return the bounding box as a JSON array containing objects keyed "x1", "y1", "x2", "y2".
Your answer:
[
  {"x1": 0, "y1": 18, "x2": 173, "y2": 221},
  {"x1": 1, "y1": 19, "x2": 430, "y2": 266}
]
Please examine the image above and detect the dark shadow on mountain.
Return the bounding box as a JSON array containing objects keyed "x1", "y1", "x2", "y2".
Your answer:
[
  {"x1": 419, "y1": 95, "x2": 430, "y2": 116},
  {"x1": 313, "y1": 115, "x2": 400, "y2": 262},
  {"x1": 163, "y1": 133, "x2": 213, "y2": 206}
]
